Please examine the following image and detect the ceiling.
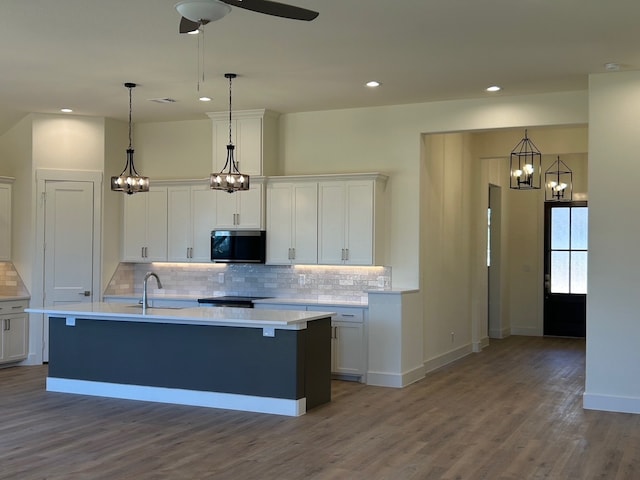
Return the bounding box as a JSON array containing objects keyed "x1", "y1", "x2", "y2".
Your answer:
[{"x1": 1, "y1": 0, "x2": 639, "y2": 135}]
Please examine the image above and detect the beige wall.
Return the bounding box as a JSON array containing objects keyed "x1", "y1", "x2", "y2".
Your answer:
[
  {"x1": 0, "y1": 115, "x2": 33, "y2": 288},
  {"x1": 135, "y1": 119, "x2": 212, "y2": 180}
]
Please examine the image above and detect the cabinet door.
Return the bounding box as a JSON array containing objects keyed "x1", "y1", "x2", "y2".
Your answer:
[
  {"x1": 266, "y1": 183, "x2": 294, "y2": 264},
  {"x1": 333, "y1": 321, "x2": 365, "y2": 377},
  {"x1": 190, "y1": 186, "x2": 217, "y2": 261},
  {"x1": 237, "y1": 183, "x2": 263, "y2": 229},
  {"x1": 291, "y1": 183, "x2": 318, "y2": 264},
  {"x1": 344, "y1": 181, "x2": 374, "y2": 265},
  {"x1": 0, "y1": 183, "x2": 11, "y2": 261},
  {"x1": 318, "y1": 182, "x2": 346, "y2": 264},
  {"x1": 214, "y1": 184, "x2": 263, "y2": 229},
  {"x1": 212, "y1": 117, "x2": 262, "y2": 176},
  {"x1": 167, "y1": 186, "x2": 191, "y2": 262},
  {"x1": 123, "y1": 187, "x2": 167, "y2": 262},
  {"x1": 235, "y1": 117, "x2": 262, "y2": 175},
  {"x1": 144, "y1": 188, "x2": 168, "y2": 262},
  {"x1": 2, "y1": 314, "x2": 28, "y2": 363},
  {"x1": 122, "y1": 192, "x2": 149, "y2": 261}
]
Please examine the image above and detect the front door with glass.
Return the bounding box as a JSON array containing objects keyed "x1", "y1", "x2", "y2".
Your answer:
[{"x1": 543, "y1": 201, "x2": 588, "y2": 337}]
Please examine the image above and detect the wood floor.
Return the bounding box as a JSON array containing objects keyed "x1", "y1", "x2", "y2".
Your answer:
[{"x1": 1, "y1": 336, "x2": 638, "y2": 480}]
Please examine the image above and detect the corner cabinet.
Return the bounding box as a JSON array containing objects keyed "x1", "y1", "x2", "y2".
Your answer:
[
  {"x1": 266, "y1": 180, "x2": 318, "y2": 264},
  {"x1": 318, "y1": 174, "x2": 388, "y2": 265},
  {"x1": 122, "y1": 187, "x2": 168, "y2": 262},
  {"x1": 0, "y1": 299, "x2": 29, "y2": 364},
  {"x1": 167, "y1": 182, "x2": 217, "y2": 262},
  {"x1": 207, "y1": 109, "x2": 279, "y2": 176},
  {"x1": 0, "y1": 177, "x2": 13, "y2": 261}
]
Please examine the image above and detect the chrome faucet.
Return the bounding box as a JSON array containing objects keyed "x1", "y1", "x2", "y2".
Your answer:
[{"x1": 142, "y1": 272, "x2": 163, "y2": 312}]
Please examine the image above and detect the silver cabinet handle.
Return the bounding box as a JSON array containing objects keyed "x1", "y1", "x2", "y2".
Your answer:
[
  {"x1": 291, "y1": 247, "x2": 295, "y2": 260},
  {"x1": 344, "y1": 248, "x2": 349, "y2": 261},
  {"x1": 141, "y1": 246, "x2": 145, "y2": 258},
  {"x1": 78, "y1": 291, "x2": 91, "y2": 297}
]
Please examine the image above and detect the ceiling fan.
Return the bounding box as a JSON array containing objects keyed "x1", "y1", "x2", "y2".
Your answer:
[{"x1": 176, "y1": 0, "x2": 319, "y2": 33}]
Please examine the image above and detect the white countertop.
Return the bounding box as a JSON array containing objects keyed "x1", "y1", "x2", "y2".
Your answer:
[
  {"x1": 26, "y1": 302, "x2": 336, "y2": 330},
  {"x1": 0, "y1": 295, "x2": 30, "y2": 301},
  {"x1": 252, "y1": 297, "x2": 369, "y2": 308}
]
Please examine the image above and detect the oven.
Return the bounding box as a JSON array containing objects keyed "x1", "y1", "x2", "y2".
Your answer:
[{"x1": 197, "y1": 296, "x2": 271, "y2": 308}]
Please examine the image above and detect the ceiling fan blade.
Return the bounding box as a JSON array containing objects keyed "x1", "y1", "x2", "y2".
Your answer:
[
  {"x1": 221, "y1": 0, "x2": 319, "y2": 21},
  {"x1": 179, "y1": 16, "x2": 201, "y2": 33}
]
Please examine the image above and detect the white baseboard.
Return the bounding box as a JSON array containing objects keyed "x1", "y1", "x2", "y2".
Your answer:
[
  {"x1": 583, "y1": 392, "x2": 640, "y2": 414},
  {"x1": 47, "y1": 377, "x2": 306, "y2": 416},
  {"x1": 366, "y1": 364, "x2": 425, "y2": 388},
  {"x1": 510, "y1": 326, "x2": 541, "y2": 336},
  {"x1": 423, "y1": 343, "x2": 473, "y2": 375},
  {"x1": 473, "y1": 336, "x2": 490, "y2": 352}
]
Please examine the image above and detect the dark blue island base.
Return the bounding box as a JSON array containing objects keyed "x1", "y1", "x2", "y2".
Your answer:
[{"x1": 47, "y1": 316, "x2": 331, "y2": 416}]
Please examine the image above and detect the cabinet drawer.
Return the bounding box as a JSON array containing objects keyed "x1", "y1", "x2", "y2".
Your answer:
[
  {"x1": 0, "y1": 300, "x2": 28, "y2": 314},
  {"x1": 308, "y1": 306, "x2": 364, "y2": 323}
]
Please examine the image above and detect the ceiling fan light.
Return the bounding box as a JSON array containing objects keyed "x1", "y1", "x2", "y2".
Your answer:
[{"x1": 175, "y1": 1, "x2": 231, "y2": 23}]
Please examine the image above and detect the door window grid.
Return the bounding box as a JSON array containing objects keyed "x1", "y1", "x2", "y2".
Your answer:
[{"x1": 550, "y1": 206, "x2": 588, "y2": 294}]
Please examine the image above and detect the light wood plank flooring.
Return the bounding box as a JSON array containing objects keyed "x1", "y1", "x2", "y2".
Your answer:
[{"x1": 1, "y1": 336, "x2": 638, "y2": 479}]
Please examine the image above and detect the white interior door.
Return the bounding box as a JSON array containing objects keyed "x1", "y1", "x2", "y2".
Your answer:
[{"x1": 43, "y1": 181, "x2": 94, "y2": 359}]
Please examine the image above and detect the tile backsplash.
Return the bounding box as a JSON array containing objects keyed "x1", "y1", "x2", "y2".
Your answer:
[
  {"x1": 105, "y1": 263, "x2": 392, "y2": 303},
  {"x1": 0, "y1": 262, "x2": 29, "y2": 297}
]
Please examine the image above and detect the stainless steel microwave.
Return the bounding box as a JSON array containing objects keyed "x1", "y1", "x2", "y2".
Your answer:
[{"x1": 210, "y1": 230, "x2": 266, "y2": 263}]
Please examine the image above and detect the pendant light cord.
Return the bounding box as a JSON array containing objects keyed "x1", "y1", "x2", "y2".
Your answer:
[
  {"x1": 128, "y1": 85, "x2": 133, "y2": 149},
  {"x1": 228, "y1": 74, "x2": 233, "y2": 145}
]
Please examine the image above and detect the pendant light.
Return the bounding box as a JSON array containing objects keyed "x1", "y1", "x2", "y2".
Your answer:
[
  {"x1": 545, "y1": 156, "x2": 573, "y2": 201},
  {"x1": 210, "y1": 73, "x2": 250, "y2": 193},
  {"x1": 510, "y1": 129, "x2": 541, "y2": 190},
  {"x1": 111, "y1": 82, "x2": 149, "y2": 194}
]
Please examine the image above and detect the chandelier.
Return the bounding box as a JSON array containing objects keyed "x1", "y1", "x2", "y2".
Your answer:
[
  {"x1": 111, "y1": 82, "x2": 149, "y2": 194},
  {"x1": 210, "y1": 73, "x2": 250, "y2": 193},
  {"x1": 545, "y1": 156, "x2": 573, "y2": 201},
  {"x1": 510, "y1": 129, "x2": 541, "y2": 190}
]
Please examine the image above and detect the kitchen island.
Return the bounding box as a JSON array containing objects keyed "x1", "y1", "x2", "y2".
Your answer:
[{"x1": 26, "y1": 303, "x2": 334, "y2": 416}]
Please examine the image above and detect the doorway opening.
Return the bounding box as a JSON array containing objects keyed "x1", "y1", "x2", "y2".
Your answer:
[{"x1": 487, "y1": 184, "x2": 503, "y2": 338}]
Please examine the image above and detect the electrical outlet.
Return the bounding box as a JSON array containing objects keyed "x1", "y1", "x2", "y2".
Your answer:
[
  {"x1": 298, "y1": 274, "x2": 306, "y2": 286},
  {"x1": 451, "y1": 331, "x2": 455, "y2": 343},
  {"x1": 377, "y1": 276, "x2": 385, "y2": 288},
  {"x1": 218, "y1": 272, "x2": 225, "y2": 283}
]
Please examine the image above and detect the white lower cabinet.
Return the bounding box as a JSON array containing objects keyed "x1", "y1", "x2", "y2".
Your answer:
[
  {"x1": 255, "y1": 302, "x2": 366, "y2": 382},
  {"x1": 0, "y1": 300, "x2": 28, "y2": 364}
]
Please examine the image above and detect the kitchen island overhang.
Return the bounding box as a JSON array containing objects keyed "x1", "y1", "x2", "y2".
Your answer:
[{"x1": 26, "y1": 303, "x2": 335, "y2": 416}]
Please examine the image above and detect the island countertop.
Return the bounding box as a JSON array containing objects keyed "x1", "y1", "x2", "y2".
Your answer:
[{"x1": 26, "y1": 302, "x2": 335, "y2": 330}]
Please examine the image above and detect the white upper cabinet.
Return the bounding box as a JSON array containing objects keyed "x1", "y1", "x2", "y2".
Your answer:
[
  {"x1": 0, "y1": 178, "x2": 13, "y2": 261},
  {"x1": 122, "y1": 186, "x2": 168, "y2": 262},
  {"x1": 167, "y1": 183, "x2": 216, "y2": 262},
  {"x1": 318, "y1": 174, "x2": 388, "y2": 266},
  {"x1": 266, "y1": 180, "x2": 318, "y2": 264},
  {"x1": 213, "y1": 180, "x2": 264, "y2": 230},
  {"x1": 207, "y1": 109, "x2": 279, "y2": 177}
]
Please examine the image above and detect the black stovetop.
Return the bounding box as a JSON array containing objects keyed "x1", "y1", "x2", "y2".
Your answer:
[{"x1": 197, "y1": 295, "x2": 271, "y2": 306}]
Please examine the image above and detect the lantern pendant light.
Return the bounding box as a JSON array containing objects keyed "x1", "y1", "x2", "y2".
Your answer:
[
  {"x1": 510, "y1": 129, "x2": 541, "y2": 190},
  {"x1": 545, "y1": 156, "x2": 573, "y2": 201},
  {"x1": 210, "y1": 73, "x2": 250, "y2": 193},
  {"x1": 111, "y1": 82, "x2": 149, "y2": 194}
]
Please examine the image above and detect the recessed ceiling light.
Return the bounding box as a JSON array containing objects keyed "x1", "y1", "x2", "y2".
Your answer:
[
  {"x1": 199, "y1": 96, "x2": 212, "y2": 102},
  {"x1": 60, "y1": 108, "x2": 73, "y2": 113},
  {"x1": 486, "y1": 85, "x2": 502, "y2": 92},
  {"x1": 366, "y1": 81, "x2": 381, "y2": 88}
]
